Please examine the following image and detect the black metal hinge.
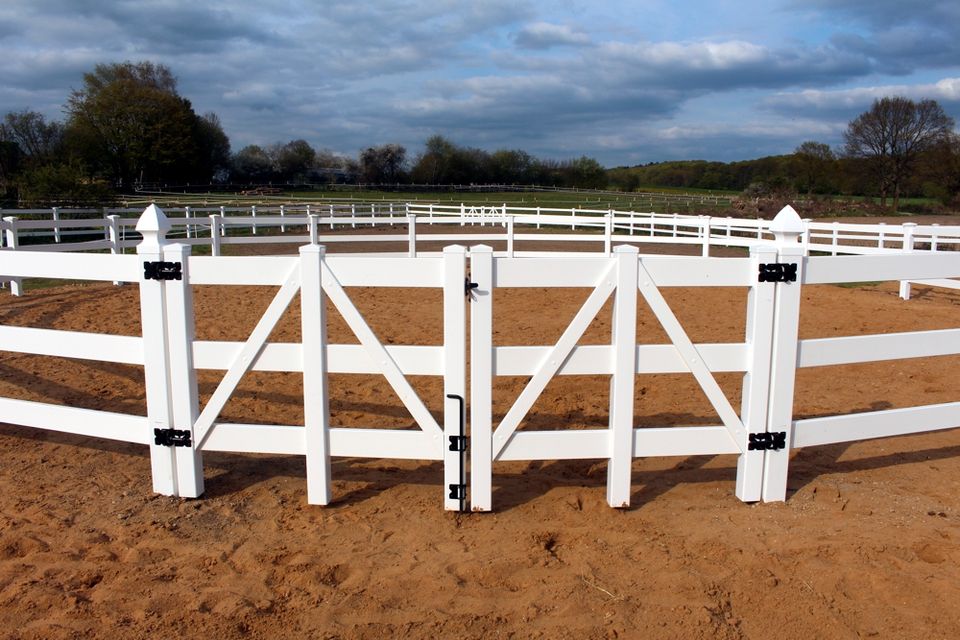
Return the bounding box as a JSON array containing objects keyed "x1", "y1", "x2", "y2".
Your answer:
[
  {"x1": 758, "y1": 263, "x2": 797, "y2": 283},
  {"x1": 154, "y1": 428, "x2": 192, "y2": 447},
  {"x1": 448, "y1": 483, "x2": 467, "y2": 500},
  {"x1": 144, "y1": 261, "x2": 183, "y2": 281},
  {"x1": 748, "y1": 431, "x2": 787, "y2": 451},
  {"x1": 464, "y1": 278, "x2": 479, "y2": 298},
  {"x1": 448, "y1": 435, "x2": 468, "y2": 452}
]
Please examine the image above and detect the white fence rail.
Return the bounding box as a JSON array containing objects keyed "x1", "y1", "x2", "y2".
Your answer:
[
  {"x1": 5, "y1": 202, "x2": 957, "y2": 299},
  {"x1": 0, "y1": 205, "x2": 959, "y2": 511}
]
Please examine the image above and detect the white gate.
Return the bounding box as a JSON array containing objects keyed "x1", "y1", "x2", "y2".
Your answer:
[
  {"x1": 465, "y1": 212, "x2": 809, "y2": 511},
  {"x1": 136, "y1": 206, "x2": 468, "y2": 511}
]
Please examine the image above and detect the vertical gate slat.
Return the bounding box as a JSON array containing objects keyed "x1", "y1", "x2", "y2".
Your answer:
[
  {"x1": 301, "y1": 245, "x2": 332, "y2": 505},
  {"x1": 443, "y1": 246, "x2": 467, "y2": 511},
  {"x1": 606, "y1": 245, "x2": 638, "y2": 508},
  {"x1": 469, "y1": 245, "x2": 494, "y2": 512}
]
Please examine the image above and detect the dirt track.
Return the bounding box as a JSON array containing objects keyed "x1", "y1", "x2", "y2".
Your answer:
[{"x1": 1, "y1": 236, "x2": 959, "y2": 638}]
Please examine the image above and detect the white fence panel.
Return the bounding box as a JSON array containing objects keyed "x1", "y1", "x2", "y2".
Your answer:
[{"x1": 1, "y1": 204, "x2": 960, "y2": 513}]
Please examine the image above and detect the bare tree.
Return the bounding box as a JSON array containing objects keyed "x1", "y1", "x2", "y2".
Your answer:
[
  {"x1": 1, "y1": 110, "x2": 64, "y2": 159},
  {"x1": 844, "y1": 97, "x2": 955, "y2": 210}
]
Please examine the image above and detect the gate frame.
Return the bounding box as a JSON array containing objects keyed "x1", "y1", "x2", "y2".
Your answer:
[{"x1": 139, "y1": 205, "x2": 468, "y2": 510}]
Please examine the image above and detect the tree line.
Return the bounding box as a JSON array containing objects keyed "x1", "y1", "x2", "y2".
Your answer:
[
  {"x1": 0, "y1": 61, "x2": 608, "y2": 206},
  {"x1": 1, "y1": 59, "x2": 957, "y2": 210},
  {"x1": 229, "y1": 136, "x2": 607, "y2": 190},
  {"x1": 610, "y1": 97, "x2": 959, "y2": 211}
]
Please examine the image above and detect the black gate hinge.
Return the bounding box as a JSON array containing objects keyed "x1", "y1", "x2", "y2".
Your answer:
[
  {"x1": 448, "y1": 483, "x2": 467, "y2": 500},
  {"x1": 154, "y1": 428, "x2": 193, "y2": 447},
  {"x1": 758, "y1": 263, "x2": 797, "y2": 283},
  {"x1": 144, "y1": 261, "x2": 183, "y2": 281},
  {"x1": 448, "y1": 435, "x2": 468, "y2": 452},
  {"x1": 748, "y1": 431, "x2": 787, "y2": 451},
  {"x1": 464, "y1": 278, "x2": 479, "y2": 297}
]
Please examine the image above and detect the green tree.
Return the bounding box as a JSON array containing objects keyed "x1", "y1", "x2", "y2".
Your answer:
[
  {"x1": 843, "y1": 97, "x2": 955, "y2": 210},
  {"x1": 231, "y1": 145, "x2": 273, "y2": 182},
  {"x1": 193, "y1": 113, "x2": 231, "y2": 183},
  {"x1": 359, "y1": 144, "x2": 407, "y2": 183},
  {"x1": 792, "y1": 141, "x2": 836, "y2": 195},
  {"x1": 275, "y1": 139, "x2": 316, "y2": 182},
  {"x1": 65, "y1": 61, "x2": 230, "y2": 187}
]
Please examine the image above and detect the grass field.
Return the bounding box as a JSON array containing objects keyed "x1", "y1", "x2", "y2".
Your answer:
[{"x1": 124, "y1": 187, "x2": 734, "y2": 214}]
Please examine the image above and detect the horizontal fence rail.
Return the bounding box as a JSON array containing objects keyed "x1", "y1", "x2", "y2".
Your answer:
[{"x1": 0, "y1": 204, "x2": 958, "y2": 511}]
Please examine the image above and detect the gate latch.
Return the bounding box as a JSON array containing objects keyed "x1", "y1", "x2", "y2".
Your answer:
[
  {"x1": 748, "y1": 431, "x2": 787, "y2": 451},
  {"x1": 464, "y1": 278, "x2": 479, "y2": 298},
  {"x1": 154, "y1": 428, "x2": 192, "y2": 447},
  {"x1": 758, "y1": 263, "x2": 797, "y2": 283},
  {"x1": 144, "y1": 261, "x2": 183, "y2": 281}
]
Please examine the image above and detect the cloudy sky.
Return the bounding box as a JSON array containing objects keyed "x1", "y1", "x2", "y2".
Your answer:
[{"x1": 2, "y1": 0, "x2": 959, "y2": 166}]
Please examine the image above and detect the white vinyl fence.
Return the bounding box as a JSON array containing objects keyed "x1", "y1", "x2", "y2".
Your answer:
[{"x1": 0, "y1": 204, "x2": 959, "y2": 511}]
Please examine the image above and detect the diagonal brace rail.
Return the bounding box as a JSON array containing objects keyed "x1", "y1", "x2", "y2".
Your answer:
[
  {"x1": 194, "y1": 265, "x2": 302, "y2": 448},
  {"x1": 320, "y1": 261, "x2": 443, "y2": 440},
  {"x1": 636, "y1": 261, "x2": 746, "y2": 448},
  {"x1": 492, "y1": 264, "x2": 616, "y2": 458}
]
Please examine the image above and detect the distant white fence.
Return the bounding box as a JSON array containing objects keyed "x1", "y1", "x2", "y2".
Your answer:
[
  {"x1": 1, "y1": 204, "x2": 959, "y2": 510},
  {"x1": 4, "y1": 202, "x2": 959, "y2": 298}
]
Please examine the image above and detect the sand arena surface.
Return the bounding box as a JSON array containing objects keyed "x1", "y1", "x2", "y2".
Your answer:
[{"x1": 1, "y1": 234, "x2": 960, "y2": 638}]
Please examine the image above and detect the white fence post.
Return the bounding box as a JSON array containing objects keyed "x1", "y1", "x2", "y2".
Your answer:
[
  {"x1": 300, "y1": 244, "x2": 332, "y2": 505},
  {"x1": 899, "y1": 222, "x2": 917, "y2": 300},
  {"x1": 735, "y1": 244, "x2": 778, "y2": 502},
  {"x1": 184, "y1": 206, "x2": 192, "y2": 239},
  {"x1": 280, "y1": 205, "x2": 286, "y2": 233},
  {"x1": 700, "y1": 216, "x2": 710, "y2": 257},
  {"x1": 607, "y1": 245, "x2": 638, "y2": 507},
  {"x1": 506, "y1": 216, "x2": 515, "y2": 257},
  {"x1": 407, "y1": 214, "x2": 417, "y2": 257},
  {"x1": 3, "y1": 216, "x2": 22, "y2": 296},
  {"x1": 52, "y1": 207, "x2": 61, "y2": 244},
  {"x1": 761, "y1": 206, "x2": 806, "y2": 502},
  {"x1": 469, "y1": 245, "x2": 494, "y2": 511},
  {"x1": 604, "y1": 213, "x2": 613, "y2": 256},
  {"x1": 107, "y1": 215, "x2": 123, "y2": 286},
  {"x1": 251, "y1": 205, "x2": 257, "y2": 235},
  {"x1": 162, "y1": 240, "x2": 205, "y2": 498},
  {"x1": 309, "y1": 214, "x2": 319, "y2": 245},
  {"x1": 209, "y1": 214, "x2": 222, "y2": 256},
  {"x1": 443, "y1": 245, "x2": 467, "y2": 510},
  {"x1": 136, "y1": 204, "x2": 179, "y2": 496}
]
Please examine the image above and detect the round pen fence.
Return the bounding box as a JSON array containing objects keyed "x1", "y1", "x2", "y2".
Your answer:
[{"x1": 0, "y1": 203, "x2": 959, "y2": 511}]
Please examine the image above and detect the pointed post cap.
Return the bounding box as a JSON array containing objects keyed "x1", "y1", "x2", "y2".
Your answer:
[
  {"x1": 136, "y1": 203, "x2": 171, "y2": 249},
  {"x1": 769, "y1": 205, "x2": 804, "y2": 247}
]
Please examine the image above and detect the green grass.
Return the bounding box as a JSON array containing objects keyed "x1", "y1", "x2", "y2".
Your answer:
[{"x1": 128, "y1": 188, "x2": 734, "y2": 215}]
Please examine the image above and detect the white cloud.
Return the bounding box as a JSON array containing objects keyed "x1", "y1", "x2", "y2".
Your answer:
[
  {"x1": 765, "y1": 77, "x2": 960, "y2": 113},
  {"x1": 515, "y1": 22, "x2": 591, "y2": 49}
]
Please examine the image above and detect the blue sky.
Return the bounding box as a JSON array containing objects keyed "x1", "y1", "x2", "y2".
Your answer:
[{"x1": 1, "y1": 0, "x2": 958, "y2": 166}]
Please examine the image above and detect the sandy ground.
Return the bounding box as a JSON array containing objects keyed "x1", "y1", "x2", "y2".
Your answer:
[{"x1": 1, "y1": 230, "x2": 960, "y2": 639}]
